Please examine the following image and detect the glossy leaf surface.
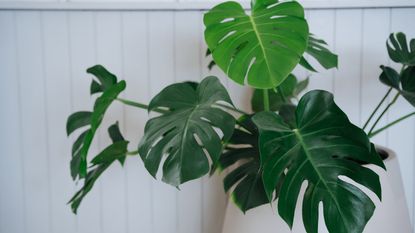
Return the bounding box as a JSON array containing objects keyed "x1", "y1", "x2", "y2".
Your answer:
[
  {"x1": 139, "y1": 76, "x2": 236, "y2": 186},
  {"x1": 204, "y1": 0, "x2": 309, "y2": 88},
  {"x1": 252, "y1": 90, "x2": 385, "y2": 233}
]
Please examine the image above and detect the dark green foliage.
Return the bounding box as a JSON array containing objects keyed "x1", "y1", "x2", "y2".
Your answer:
[
  {"x1": 251, "y1": 74, "x2": 309, "y2": 112},
  {"x1": 217, "y1": 115, "x2": 269, "y2": 213},
  {"x1": 66, "y1": 65, "x2": 126, "y2": 179},
  {"x1": 387, "y1": 32, "x2": 415, "y2": 66},
  {"x1": 68, "y1": 122, "x2": 129, "y2": 214},
  {"x1": 380, "y1": 65, "x2": 415, "y2": 106},
  {"x1": 138, "y1": 76, "x2": 236, "y2": 186},
  {"x1": 252, "y1": 90, "x2": 385, "y2": 233}
]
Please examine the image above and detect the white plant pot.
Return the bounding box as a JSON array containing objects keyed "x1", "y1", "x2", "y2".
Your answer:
[{"x1": 222, "y1": 147, "x2": 412, "y2": 233}]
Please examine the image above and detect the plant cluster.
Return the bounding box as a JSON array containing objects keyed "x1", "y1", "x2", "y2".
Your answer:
[{"x1": 66, "y1": 0, "x2": 415, "y2": 232}]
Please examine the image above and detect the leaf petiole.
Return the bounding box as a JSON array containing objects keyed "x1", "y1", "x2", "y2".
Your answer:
[{"x1": 369, "y1": 111, "x2": 415, "y2": 138}]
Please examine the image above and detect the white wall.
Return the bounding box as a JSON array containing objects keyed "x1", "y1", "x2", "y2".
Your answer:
[{"x1": 0, "y1": 1, "x2": 415, "y2": 233}]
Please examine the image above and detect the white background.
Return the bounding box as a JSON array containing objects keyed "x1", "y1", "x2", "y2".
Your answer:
[{"x1": 0, "y1": 1, "x2": 415, "y2": 233}]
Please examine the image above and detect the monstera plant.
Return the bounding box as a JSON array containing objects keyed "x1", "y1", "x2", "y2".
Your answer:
[{"x1": 66, "y1": 0, "x2": 415, "y2": 232}]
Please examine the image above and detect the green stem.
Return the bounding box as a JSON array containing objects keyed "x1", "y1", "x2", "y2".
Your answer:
[
  {"x1": 116, "y1": 98, "x2": 168, "y2": 114},
  {"x1": 368, "y1": 92, "x2": 400, "y2": 135},
  {"x1": 126, "y1": 150, "x2": 139, "y2": 156},
  {"x1": 263, "y1": 89, "x2": 270, "y2": 111},
  {"x1": 215, "y1": 103, "x2": 249, "y2": 115},
  {"x1": 363, "y1": 87, "x2": 393, "y2": 130},
  {"x1": 369, "y1": 112, "x2": 415, "y2": 138}
]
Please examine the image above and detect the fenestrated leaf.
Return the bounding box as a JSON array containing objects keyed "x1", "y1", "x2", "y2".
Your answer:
[
  {"x1": 387, "y1": 32, "x2": 415, "y2": 66},
  {"x1": 139, "y1": 76, "x2": 236, "y2": 186},
  {"x1": 67, "y1": 65, "x2": 126, "y2": 179},
  {"x1": 218, "y1": 115, "x2": 269, "y2": 212},
  {"x1": 252, "y1": 90, "x2": 385, "y2": 233},
  {"x1": 301, "y1": 34, "x2": 338, "y2": 71},
  {"x1": 66, "y1": 111, "x2": 92, "y2": 136},
  {"x1": 204, "y1": 0, "x2": 309, "y2": 89},
  {"x1": 380, "y1": 65, "x2": 415, "y2": 106},
  {"x1": 69, "y1": 122, "x2": 129, "y2": 214}
]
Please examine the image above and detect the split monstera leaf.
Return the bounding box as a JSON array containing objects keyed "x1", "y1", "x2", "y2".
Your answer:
[{"x1": 65, "y1": 0, "x2": 387, "y2": 233}]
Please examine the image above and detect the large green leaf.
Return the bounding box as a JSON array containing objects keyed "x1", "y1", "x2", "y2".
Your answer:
[
  {"x1": 217, "y1": 115, "x2": 269, "y2": 212},
  {"x1": 380, "y1": 65, "x2": 415, "y2": 106},
  {"x1": 252, "y1": 90, "x2": 385, "y2": 233},
  {"x1": 204, "y1": 0, "x2": 309, "y2": 89},
  {"x1": 387, "y1": 32, "x2": 415, "y2": 66},
  {"x1": 138, "y1": 76, "x2": 236, "y2": 186},
  {"x1": 67, "y1": 65, "x2": 126, "y2": 179},
  {"x1": 68, "y1": 122, "x2": 129, "y2": 214}
]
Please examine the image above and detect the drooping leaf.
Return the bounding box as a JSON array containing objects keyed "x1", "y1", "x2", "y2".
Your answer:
[
  {"x1": 138, "y1": 76, "x2": 236, "y2": 186},
  {"x1": 67, "y1": 65, "x2": 126, "y2": 179},
  {"x1": 252, "y1": 90, "x2": 385, "y2": 233},
  {"x1": 204, "y1": 0, "x2": 309, "y2": 89},
  {"x1": 301, "y1": 34, "x2": 338, "y2": 71},
  {"x1": 380, "y1": 65, "x2": 415, "y2": 106},
  {"x1": 217, "y1": 115, "x2": 269, "y2": 212},
  {"x1": 69, "y1": 122, "x2": 129, "y2": 214},
  {"x1": 387, "y1": 32, "x2": 415, "y2": 66},
  {"x1": 66, "y1": 111, "x2": 92, "y2": 136}
]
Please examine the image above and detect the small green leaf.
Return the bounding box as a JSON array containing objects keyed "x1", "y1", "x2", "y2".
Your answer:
[
  {"x1": 293, "y1": 77, "x2": 309, "y2": 96},
  {"x1": 379, "y1": 65, "x2": 400, "y2": 89},
  {"x1": 204, "y1": 0, "x2": 309, "y2": 88},
  {"x1": 387, "y1": 32, "x2": 415, "y2": 65},
  {"x1": 87, "y1": 65, "x2": 117, "y2": 94},
  {"x1": 91, "y1": 141, "x2": 129, "y2": 165},
  {"x1": 252, "y1": 90, "x2": 384, "y2": 233},
  {"x1": 139, "y1": 76, "x2": 235, "y2": 186},
  {"x1": 301, "y1": 34, "x2": 338, "y2": 71},
  {"x1": 66, "y1": 111, "x2": 92, "y2": 136},
  {"x1": 379, "y1": 65, "x2": 415, "y2": 106}
]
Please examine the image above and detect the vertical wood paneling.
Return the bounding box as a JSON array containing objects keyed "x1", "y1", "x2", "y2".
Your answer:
[
  {"x1": 1, "y1": 7, "x2": 415, "y2": 233},
  {"x1": 0, "y1": 11, "x2": 25, "y2": 233},
  {"x1": 147, "y1": 11, "x2": 178, "y2": 233},
  {"x1": 174, "y1": 11, "x2": 203, "y2": 233},
  {"x1": 333, "y1": 9, "x2": 364, "y2": 125},
  {"x1": 15, "y1": 11, "x2": 51, "y2": 233},
  {"x1": 389, "y1": 8, "x2": 415, "y2": 226},
  {"x1": 121, "y1": 11, "x2": 153, "y2": 233},
  {"x1": 306, "y1": 10, "x2": 336, "y2": 92},
  {"x1": 95, "y1": 11, "x2": 128, "y2": 233},
  {"x1": 360, "y1": 9, "x2": 391, "y2": 146},
  {"x1": 41, "y1": 11, "x2": 77, "y2": 233},
  {"x1": 198, "y1": 10, "x2": 229, "y2": 233},
  {"x1": 68, "y1": 11, "x2": 102, "y2": 233}
]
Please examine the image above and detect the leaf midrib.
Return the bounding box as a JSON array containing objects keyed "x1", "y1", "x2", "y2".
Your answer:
[
  {"x1": 293, "y1": 129, "x2": 349, "y2": 230},
  {"x1": 249, "y1": 12, "x2": 274, "y2": 83}
]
